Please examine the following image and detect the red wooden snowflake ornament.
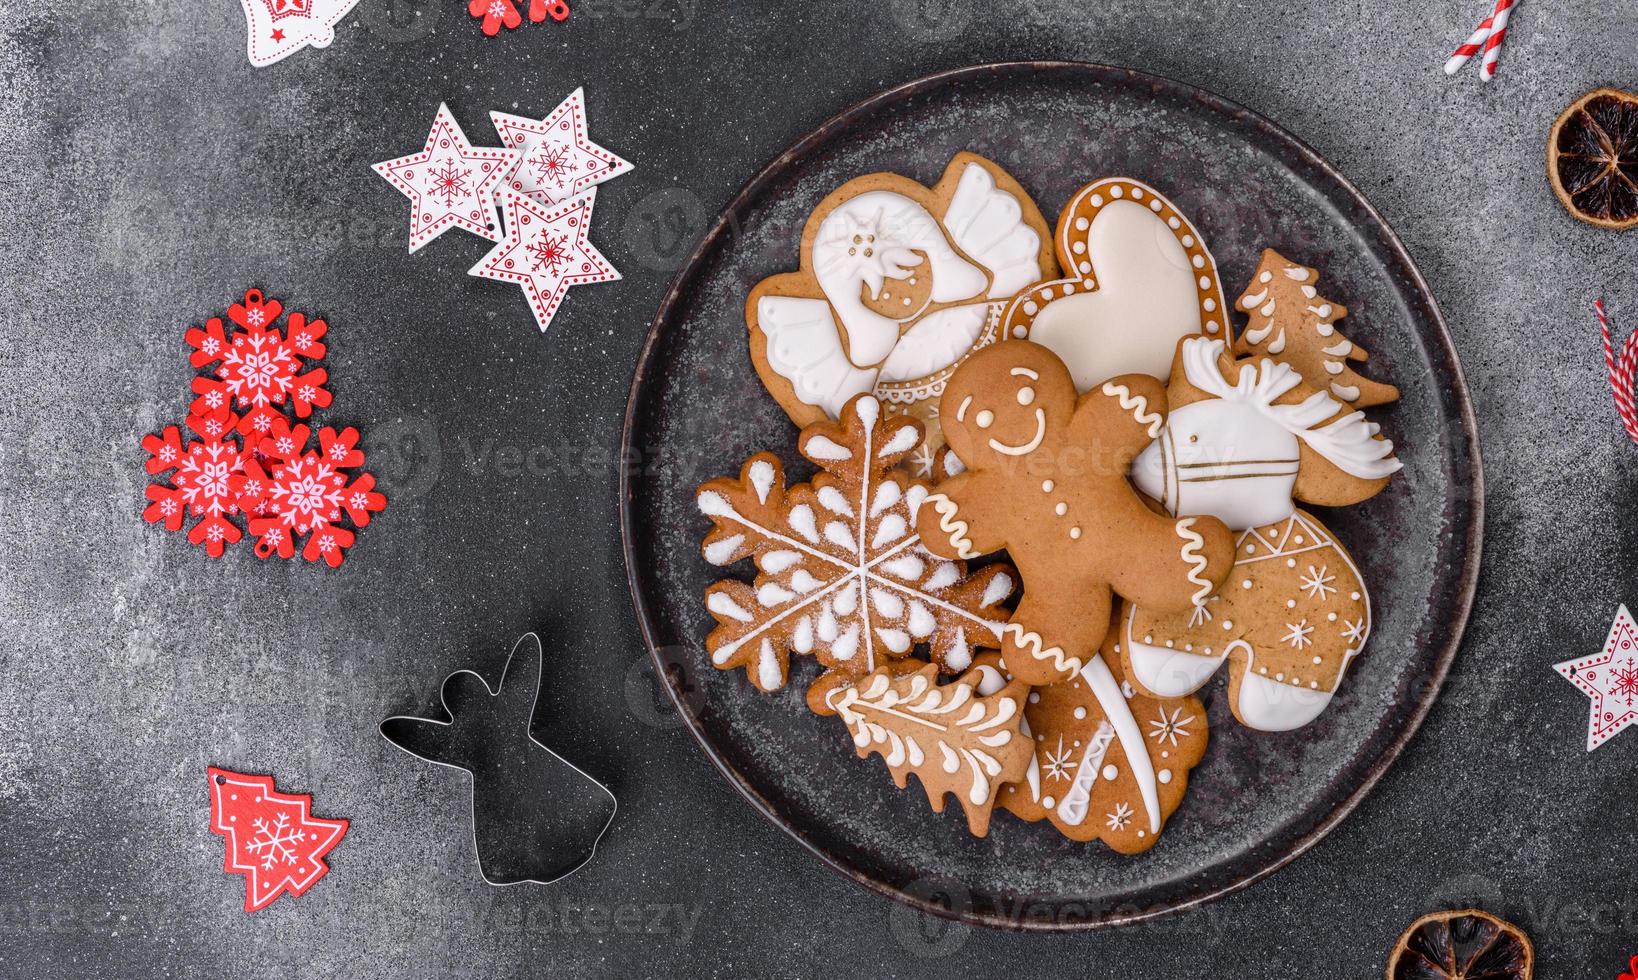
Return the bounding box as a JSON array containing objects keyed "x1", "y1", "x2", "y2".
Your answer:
[
  {"x1": 139, "y1": 287, "x2": 385, "y2": 565},
  {"x1": 208, "y1": 767, "x2": 348, "y2": 913}
]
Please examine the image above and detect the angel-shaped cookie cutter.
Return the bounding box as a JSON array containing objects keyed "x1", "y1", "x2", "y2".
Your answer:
[{"x1": 380, "y1": 633, "x2": 617, "y2": 885}]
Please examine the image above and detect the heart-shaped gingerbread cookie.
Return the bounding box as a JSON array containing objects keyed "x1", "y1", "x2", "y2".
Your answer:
[{"x1": 1000, "y1": 178, "x2": 1229, "y2": 392}]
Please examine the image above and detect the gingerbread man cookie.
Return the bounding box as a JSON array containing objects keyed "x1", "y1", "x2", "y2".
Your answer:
[
  {"x1": 1123, "y1": 336, "x2": 1402, "y2": 730},
  {"x1": 747, "y1": 152, "x2": 1058, "y2": 475},
  {"x1": 917, "y1": 339, "x2": 1236, "y2": 689}
]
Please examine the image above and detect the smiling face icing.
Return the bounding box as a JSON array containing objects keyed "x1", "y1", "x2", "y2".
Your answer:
[{"x1": 941, "y1": 342, "x2": 1074, "y2": 471}]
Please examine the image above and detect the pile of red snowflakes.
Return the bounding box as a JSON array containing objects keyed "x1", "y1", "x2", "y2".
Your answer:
[{"x1": 139, "y1": 288, "x2": 386, "y2": 567}]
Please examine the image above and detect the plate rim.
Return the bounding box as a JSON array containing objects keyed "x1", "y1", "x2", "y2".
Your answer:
[{"x1": 618, "y1": 59, "x2": 1484, "y2": 932}]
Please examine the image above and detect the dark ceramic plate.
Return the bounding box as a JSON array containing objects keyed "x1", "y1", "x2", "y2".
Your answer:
[{"x1": 619, "y1": 62, "x2": 1482, "y2": 930}]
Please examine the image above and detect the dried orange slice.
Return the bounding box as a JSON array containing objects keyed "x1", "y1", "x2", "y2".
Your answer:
[
  {"x1": 1387, "y1": 909, "x2": 1533, "y2": 979},
  {"x1": 1549, "y1": 87, "x2": 1638, "y2": 229}
]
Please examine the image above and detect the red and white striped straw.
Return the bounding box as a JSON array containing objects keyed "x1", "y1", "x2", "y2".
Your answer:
[
  {"x1": 1478, "y1": 0, "x2": 1516, "y2": 81},
  {"x1": 1595, "y1": 300, "x2": 1638, "y2": 444},
  {"x1": 1444, "y1": 14, "x2": 1494, "y2": 74}
]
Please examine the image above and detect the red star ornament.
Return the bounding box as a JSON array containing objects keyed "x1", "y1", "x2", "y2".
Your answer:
[
  {"x1": 490, "y1": 88, "x2": 634, "y2": 207},
  {"x1": 1554, "y1": 605, "x2": 1638, "y2": 751},
  {"x1": 373, "y1": 103, "x2": 521, "y2": 253},
  {"x1": 468, "y1": 188, "x2": 620, "y2": 333},
  {"x1": 208, "y1": 768, "x2": 348, "y2": 912}
]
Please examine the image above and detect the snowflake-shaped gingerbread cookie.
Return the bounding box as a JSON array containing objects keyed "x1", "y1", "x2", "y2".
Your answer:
[{"x1": 695, "y1": 394, "x2": 1015, "y2": 698}]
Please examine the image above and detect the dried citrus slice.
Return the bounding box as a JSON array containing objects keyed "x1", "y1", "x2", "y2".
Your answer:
[
  {"x1": 1549, "y1": 87, "x2": 1638, "y2": 229},
  {"x1": 1387, "y1": 909, "x2": 1534, "y2": 980}
]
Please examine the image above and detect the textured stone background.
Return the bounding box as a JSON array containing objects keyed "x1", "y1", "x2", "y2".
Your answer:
[{"x1": 2, "y1": 0, "x2": 1636, "y2": 976}]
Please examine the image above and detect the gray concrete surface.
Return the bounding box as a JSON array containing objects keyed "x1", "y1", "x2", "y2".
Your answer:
[{"x1": 2, "y1": 0, "x2": 1636, "y2": 976}]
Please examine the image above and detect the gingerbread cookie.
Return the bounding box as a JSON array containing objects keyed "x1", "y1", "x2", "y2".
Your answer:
[
  {"x1": 1233, "y1": 249, "x2": 1400, "y2": 409},
  {"x1": 1000, "y1": 178, "x2": 1229, "y2": 393},
  {"x1": 916, "y1": 339, "x2": 1236, "y2": 689},
  {"x1": 747, "y1": 152, "x2": 1058, "y2": 475},
  {"x1": 819, "y1": 659, "x2": 1033, "y2": 837},
  {"x1": 696, "y1": 393, "x2": 1016, "y2": 697},
  {"x1": 1124, "y1": 336, "x2": 1401, "y2": 730},
  {"x1": 999, "y1": 624, "x2": 1207, "y2": 852}
]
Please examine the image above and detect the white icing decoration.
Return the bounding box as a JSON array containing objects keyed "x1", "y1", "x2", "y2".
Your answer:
[
  {"x1": 1026, "y1": 188, "x2": 1214, "y2": 391},
  {"x1": 876, "y1": 425, "x2": 919, "y2": 458},
  {"x1": 1122, "y1": 512, "x2": 1373, "y2": 730},
  {"x1": 758, "y1": 296, "x2": 879, "y2": 418},
  {"x1": 986, "y1": 406, "x2": 1046, "y2": 456},
  {"x1": 804, "y1": 434, "x2": 852, "y2": 461},
  {"x1": 1100, "y1": 382, "x2": 1164, "y2": 438},
  {"x1": 817, "y1": 485, "x2": 853, "y2": 517},
  {"x1": 756, "y1": 640, "x2": 781, "y2": 690},
  {"x1": 1173, "y1": 338, "x2": 1402, "y2": 480},
  {"x1": 707, "y1": 591, "x2": 754, "y2": 625},
  {"x1": 1053, "y1": 722, "x2": 1114, "y2": 827},
  {"x1": 942, "y1": 162, "x2": 1045, "y2": 299},
  {"x1": 704, "y1": 534, "x2": 744, "y2": 565}
]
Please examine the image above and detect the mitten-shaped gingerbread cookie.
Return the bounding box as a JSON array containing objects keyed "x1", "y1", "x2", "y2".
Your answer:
[{"x1": 917, "y1": 340, "x2": 1235, "y2": 687}]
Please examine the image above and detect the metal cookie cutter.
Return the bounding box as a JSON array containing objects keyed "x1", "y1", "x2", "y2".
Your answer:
[{"x1": 381, "y1": 633, "x2": 617, "y2": 885}]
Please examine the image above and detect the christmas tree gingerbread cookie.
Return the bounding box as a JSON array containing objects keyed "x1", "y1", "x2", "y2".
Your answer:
[
  {"x1": 1124, "y1": 336, "x2": 1402, "y2": 731},
  {"x1": 999, "y1": 177, "x2": 1230, "y2": 394},
  {"x1": 1233, "y1": 249, "x2": 1400, "y2": 408},
  {"x1": 746, "y1": 153, "x2": 1058, "y2": 475},
  {"x1": 998, "y1": 626, "x2": 1208, "y2": 853},
  {"x1": 917, "y1": 339, "x2": 1236, "y2": 689}
]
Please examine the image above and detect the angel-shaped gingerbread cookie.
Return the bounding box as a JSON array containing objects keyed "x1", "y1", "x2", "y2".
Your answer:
[
  {"x1": 747, "y1": 152, "x2": 1057, "y2": 473},
  {"x1": 1122, "y1": 336, "x2": 1402, "y2": 731},
  {"x1": 916, "y1": 339, "x2": 1236, "y2": 690}
]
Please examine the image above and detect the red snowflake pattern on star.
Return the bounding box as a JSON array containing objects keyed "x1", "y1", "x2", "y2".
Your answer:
[
  {"x1": 139, "y1": 287, "x2": 386, "y2": 565},
  {"x1": 427, "y1": 160, "x2": 472, "y2": 208},
  {"x1": 1555, "y1": 605, "x2": 1638, "y2": 750},
  {"x1": 526, "y1": 231, "x2": 569, "y2": 275},
  {"x1": 208, "y1": 767, "x2": 348, "y2": 913},
  {"x1": 530, "y1": 144, "x2": 572, "y2": 189},
  {"x1": 468, "y1": 188, "x2": 620, "y2": 333},
  {"x1": 491, "y1": 88, "x2": 632, "y2": 206}
]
